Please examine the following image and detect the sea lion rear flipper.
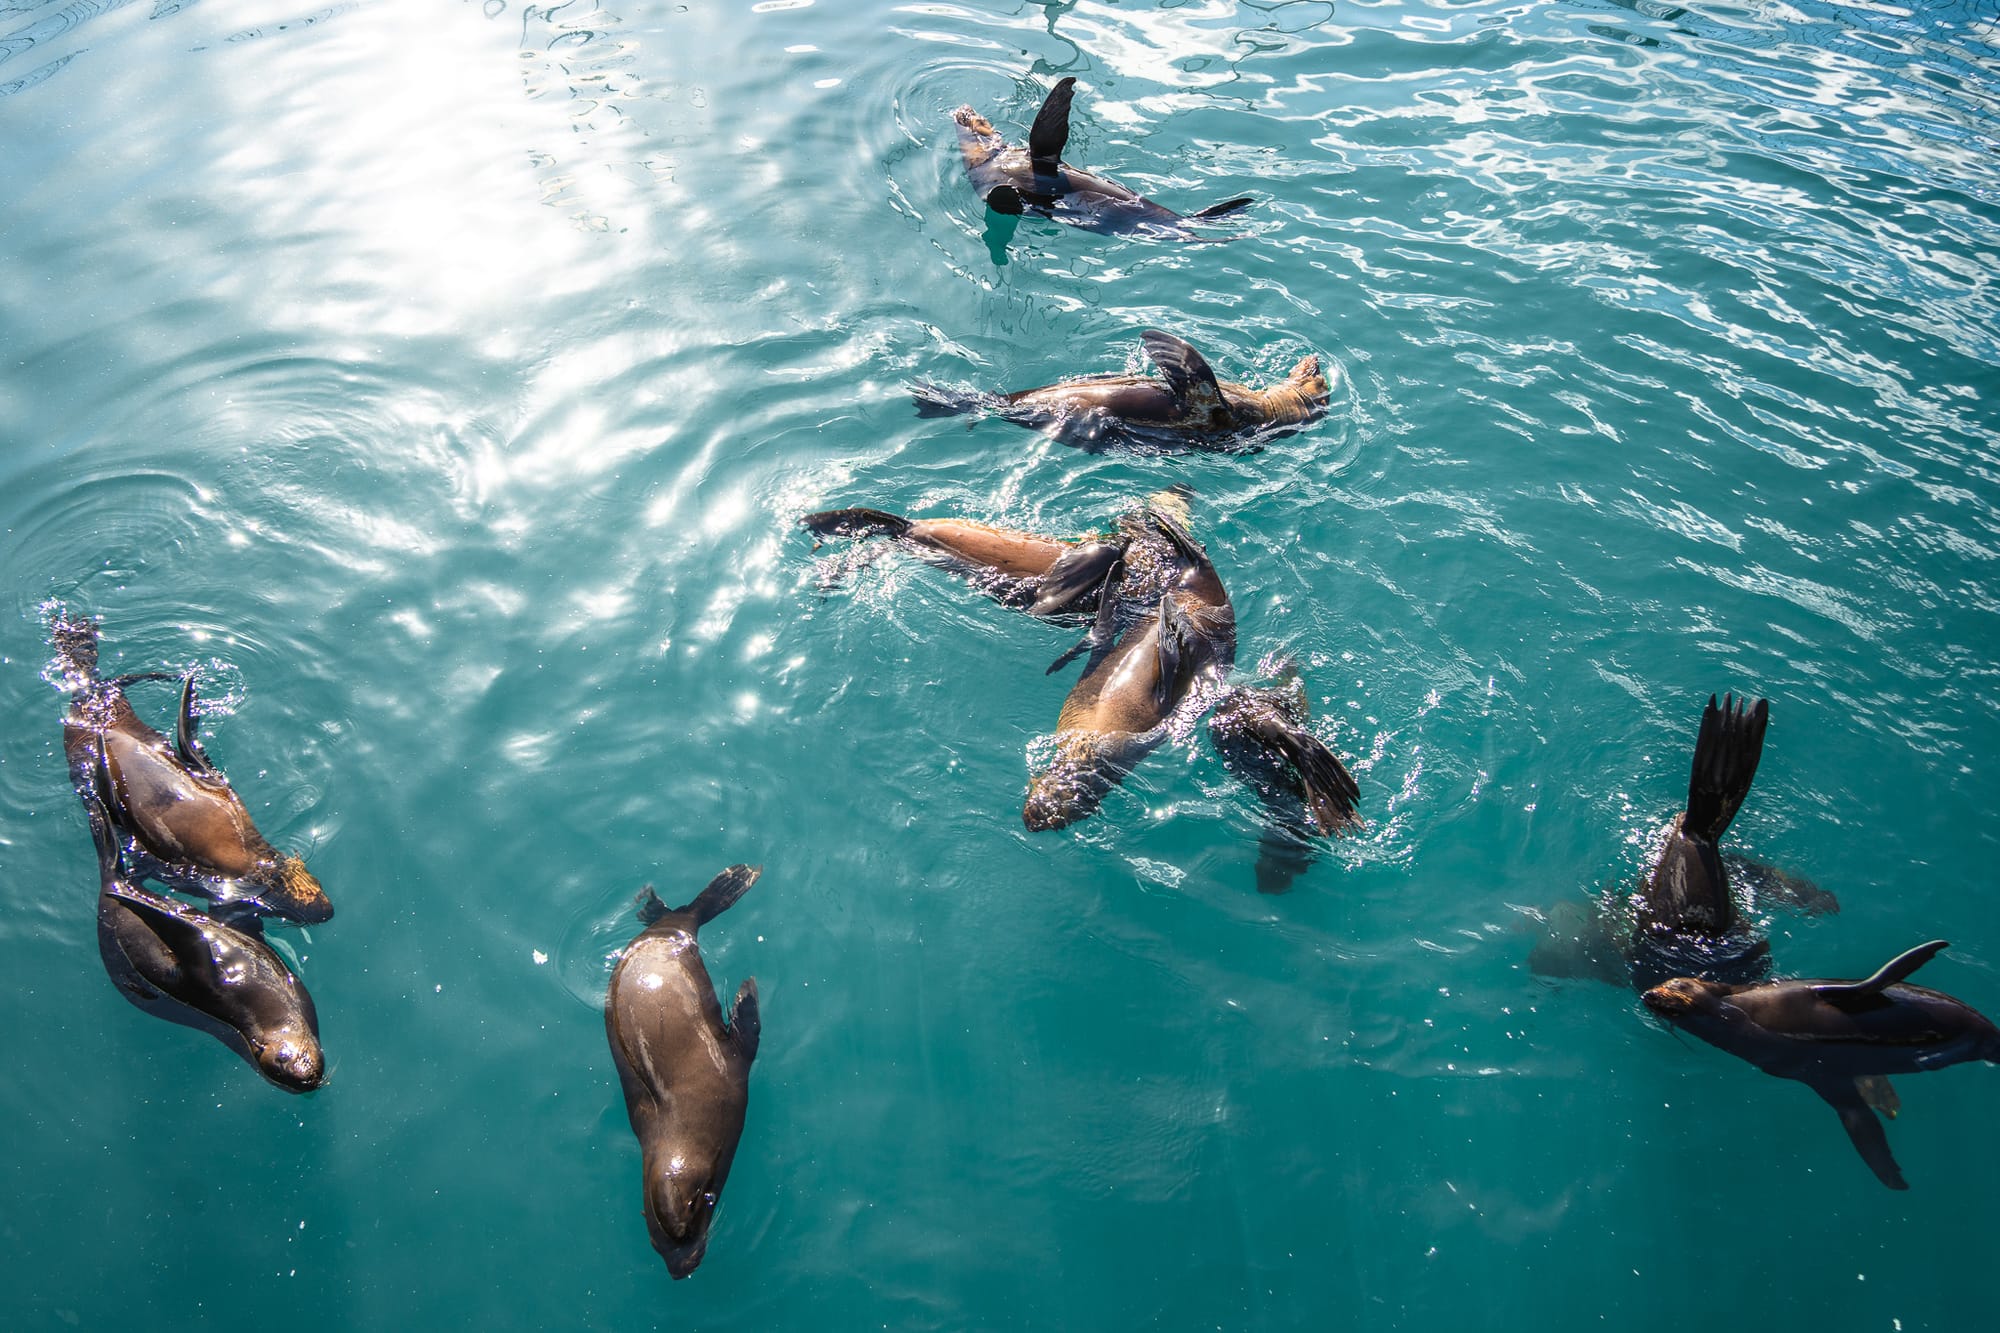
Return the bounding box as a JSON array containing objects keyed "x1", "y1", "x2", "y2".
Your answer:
[
  {"x1": 175, "y1": 674, "x2": 218, "y2": 776},
  {"x1": 1856, "y1": 1075, "x2": 1900, "y2": 1120},
  {"x1": 911, "y1": 382, "x2": 996, "y2": 419},
  {"x1": 1684, "y1": 693, "x2": 1768, "y2": 842},
  {"x1": 676, "y1": 864, "x2": 762, "y2": 929},
  {"x1": 1189, "y1": 196, "x2": 1254, "y2": 220},
  {"x1": 1139, "y1": 331, "x2": 1232, "y2": 426},
  {"x1": 1030, "y1": 540, "x2": 1124, "y2": 619},
  {"x1": 728, "y1": 977, "x2": 761, "y2": 1066},
  {"x1": 1027, "y1": 76, "x2": 1075, "y2": 175},
  {"x1": 1047, "y1": 558, "x2": 1124, "y2": 675},
  {"x1": 1814, "y1": 941, "x2": 1950, "y2": 1008},
  {"x1": 1812, "y1": 1078, "x2": 1908, "y2": 1190}
]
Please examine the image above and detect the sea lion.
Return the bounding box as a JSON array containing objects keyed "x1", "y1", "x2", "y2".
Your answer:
[
  {"x1": 1025, "y1": 504, "x2": 1235, "y2": 831},
  {"x1": 85, "y1": 760, "x2": 325, "y2": 1094},
  {"x1": 1644, "y1": 940, "x2": 2000, "y2": 1189},
  {"x1": 51, "y1": 613, "x2": 332, "y2": 926},
  {"x1": 1207, "y1": 661, "x2": 1361, "y2": 893},
  {"x1": 953, "y1": 76, "x2": 1252, "y2": 239},
  {"x1": 800, "y1": 507, "x2": 1125, "y2": 620},
  {"x1": 606, "y1": 865, "x2": 763, "y2": 1279},
  {"x1": 913, "y1": 330, "x2": 1328, "y2": 454}
]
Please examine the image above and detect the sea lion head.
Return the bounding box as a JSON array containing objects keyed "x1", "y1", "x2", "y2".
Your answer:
[
  {"x1": 1642, "y1": 975, "x2": 1735, "y2": 1024},
  {"x1": 250, "y1": 854, "x2": 334, "y2": 925},
  {"x1": 248, "y1": 1020, "x2": 325, "y2": 1094},
  {"x1": 1023, "y1": 735, "x2": 1122, "y2": 832},
  {"x1": 952, "y1": 105, "x2": 1004, "y2": 171},
  {"x1": 644, "y1": 1150, "x2": 726, "y2": 1279}
]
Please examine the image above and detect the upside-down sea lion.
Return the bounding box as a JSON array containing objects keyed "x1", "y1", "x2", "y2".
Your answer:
[
  {"x1": 954, "y1": 76, "x2": 1252, "y2": 239},
  {"x1": 1644, "y1": 940, "x2": 2000, "y2": 1189},
  {"x1": 85, "y1": 760, "x2": 325, "y2": 1094},
  {"x1": 606, "y1": 865, "x2": 763, "y2": 1279},
  {"x1": 800, "y1": 507, "x2": 1125, "y2": 620},
  {"x1": 914, "y1": 330, "x2": 1328, "y2": 454},
  {"x1": 1025, "y1": 503, "x2": 1235, "y2": 831},
  {"x1": 1207, "y1": 663, "x2": 1361, "y2": 893},
  {"x1": 51, "y1": 613, "x2": 332, "y2": 926}
]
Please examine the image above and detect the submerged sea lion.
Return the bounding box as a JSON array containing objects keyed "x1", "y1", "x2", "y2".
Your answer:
[
  {"x1": 800, "y1": 507, "x2": 1124, "y2": 620},
  {"x1": 86, "y1": 764, "x2": 325, "y2": 1094},
  {"x1": 913, "y1": 330, "x2": 1328, "y2": 454},
  {"x1": 1025, "y1": 504, "x2": 1235, "y2": 831},
  {"x1": 954, "y1": 76, "x2": 1252, "y2": 239},
  {"x1": 1207, "y1": 662, "x2": 1361, "y2": 893},
  {"x1": 606, "y1": 865, "x2": 763, "y2": 1279},
  {"x1": 1644, "y1": 941, "x2": 2000, "y2": 1189},
  {"x1": 51, "y1": 613, "x2": 332, "y2": 926}
]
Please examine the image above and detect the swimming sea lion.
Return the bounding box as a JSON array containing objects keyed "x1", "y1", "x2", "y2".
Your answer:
[
  {"x1": 1207, "y1": 662, "x2": 1361, "y2": 893},
  {"x1": 801, "y1": 507, "x2": 1125, "y2": 620},
  {"x1": 913, "y1": 330, "x2": 1328, "y2": 454},
  {"x1": 606, "y1": 865, "x2": 763, "y2": 1279},
  {"x1": 1644, "y1": 940, "x2": 2000, "y2": 1189},
  {"x1": 86, "y1": 762, "x2": 325, "y2": 1094},
  {"x1": 51, "y1": 613, "x2": 332, "y2": 926},
  {"x1": 1025, "y1": 506, "x2": 1235, "y2": 831},
  {"x1": 954, "y1": 76, "x2": 1252, "y2": 238}
]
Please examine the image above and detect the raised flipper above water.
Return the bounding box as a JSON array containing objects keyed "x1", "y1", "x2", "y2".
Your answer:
[
  {"x1": 1225, "y1": 703, "x2": 1359, "y2": 835},
  {"x1": 1813, "y1": 940, "x2": 1949, "y2": 1010},
  {"x1": 1686, "y1": 693, "x2": 1767, "y2": 842},
  {"x1": 1141, "y1": 331, "x2": 1232, "y2": 430},
  {"x1": 1188, "y1": 196, "x2": 1255, "y2": 220},
  {"x1": 1812, "y1": 1076, "x2": 1908, "y2": 1189},
  {"x1": 1030, "y1": 540, "x2": 1125, "y2": 619},
  {"x1": 1028, "y1": 76, "x2": 1074, "y2": 174},
  {"x1": 175, "y1": 674, "x2": 218, "y2": 777},
  {"x1": 639, "y1": 864, "x2": 762, "y2": 932}
]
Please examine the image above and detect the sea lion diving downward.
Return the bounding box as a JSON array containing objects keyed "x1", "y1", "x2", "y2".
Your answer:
[
  {"x1": 1206, "y1": 659, "x2": 1362, "y2": 893},
  {"x1": 1645, "y1": 940, "x2": 2000, "y2": 1190},
  {"x1": 1025, "y1": 500, "x2": 1235, "y2": 831},
  {"x1": 51, "y1": 612, "x2": 333, "y2": 926},
  {"x1": 605, "y1": 865, "x2": 763, "y2": 1279},
  {"x1": 84, "y1": 749, "x2": 325, "y2": 1093},
  {"x1": 913, "y1": 330, "x2": 1328, "y2": 454},
  {"x1": 953, "y1": 76, "x2": 1252, "y2": 239}
]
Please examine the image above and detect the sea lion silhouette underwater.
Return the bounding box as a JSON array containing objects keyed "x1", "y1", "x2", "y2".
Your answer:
[
  {"x1": 954, "y1": 75, "x2": 1253, "y2": 239},
  {"x1": 51, "y1": 612, "x2": 333, "y2": 926},
  {"x1": 913, "y1": 330, "x2": 1329, "y2": 454},
  {"x1": 1529, "y1": 694, "x2": 1835, "y2": 989},
  {"x1": 1645, "y1": 940, "x2": 2000, "y2": 1190}
]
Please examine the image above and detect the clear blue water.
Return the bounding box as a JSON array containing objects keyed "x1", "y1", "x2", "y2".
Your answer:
[{"x1": 3, "y1": 0, "x2": 1998, "y2": 1328}]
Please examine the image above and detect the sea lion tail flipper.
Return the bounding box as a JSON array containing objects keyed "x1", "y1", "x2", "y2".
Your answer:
[
  {"x1": 1030, "y1": 540, "x2": 1125, "y2": 619},
  {"x1": 728, "y1": 977, "x2": 761, "y2": 1065},
  {"x1": 1189, "y1": 196, "x2": 1254, "y2": 220},
  {"x1": 175, "y1": 674, "x2": 218, "y2": 776},
  {"x1": 911, "y1": 382, "x2": 995, "y2": 419},
  {"x1": 801, "y1": 508, "x2": 912, "y2": 541},
  {"x1": 1683, "y1": 692, "x2": 1768, "y2": 842},
  {"x1": 1028, "y1": 76, "x2": 1075, "y2": 174},
  {"x1": 1813, "y1": 1079, "x2": 1908, "y2": 1190},
  {"x1": 1139, "y1": 330, "x2": 1231, "y2": 424},
  {"x1": 678, "y1": 864, "x2": 763, "y2": 929},
  {"x1": 1813, "y1": 940, "x2": 1950, "y2": 1008},
  {"x1": 1047, "y1": 557, "x2": 1125, "y2": 675}
]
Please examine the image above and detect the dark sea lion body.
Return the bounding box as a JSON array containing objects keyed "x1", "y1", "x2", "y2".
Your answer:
[
  {"x1": 1645, "y1": 941, "x2": 2000, "y2": 1189},
  {"x1": 85, "y1": 778, "x2": 324, "y2": 1093},
  {"x1": 52, "y1": 614, "x2": 332, "y2": 926},
  {"x1": 953, "y1": 76, "x2": 1252, "y2": 239},
  {"x1": 1025, "y1": 503, "x2": 1234, "y2": 831},
  {"x1": 606, "y1": 865, "x2": 763, "y2": 1279},
  {"x1": 914, "y1": 330, "x2": 1328, "y2": 454},
  {"x1": 801, "y1": 508, "x2": 1124, "y2": 620},
  {"x1": 1207, "y1": 670, "x2": 1361, "y2": 893}
]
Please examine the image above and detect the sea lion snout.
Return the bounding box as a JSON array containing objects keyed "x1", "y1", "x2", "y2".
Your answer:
[
  {"x1": 254, "y1": 1029, "x2": 325, "y2": 1093},
  {"x1": 1642, "y1": 976, "x2": 1719, "y2": 1019},
  {"x1": 266, "y1": 855, "x2": 334, "y2": 924},
  {"x1": 952, "y1": 105, "x2": 995, "y2": 136},
  {"x1": 1023, "y1": 759, "x2": 1113, "y2": 832}
]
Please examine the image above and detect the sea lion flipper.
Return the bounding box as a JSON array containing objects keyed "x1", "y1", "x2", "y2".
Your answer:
[
  {"x1": 1814, "y1": 941, "x2": 1950, "y2": 1007},
  {"x1": 1856, "y1": 1074, "x2": 1900, "y2": 1120},
  {"x1": 985, "y1": 183, "x2": 1026, "y2": 216},
  {"x1": 1046, "y1": 558, "x2": 1125, "y2": 675},
  {"x1": 1152, "y1": 596, "x2": 1197, "y2": 712},
  {"x1": 107, "y1": 883, "x2": 225, "y2": 979},
  {"x1": 1813, "y1": 1079, "x2": 1908, "y2": 1190},
  {"x1": 89, "y1": 737, "x2": 134, "y2": 832},
  {"x1": 1263, "y1": 717, "x2": 1361, "y2": 835},
  {"x1": 728, "y1": 977, "x2": 761, "y2": 1065},
  {"x1": 800, "y1": 508, "x2": 912, "y2": 541},
  {"x1": 1189, "y1": 196, "x2": 1254, "y2": 220},
  {"x1": 1684, "y1": 693, "x2": 1768, "y2": 842},
  {"x1": 1027, "y1": 76, "x2": 1075, "y2": 174},
  {"x1": 635, "y1": 885, "x2": 668, "y2": 926},
  {"x1": 1030, "y1": 540, "x2": 1124, "y2": 619},
  {"x1": 175, "y1": 674, "x2": 217, "y2": 776},
  {"x1": 677, "y1": 864, "x2": 762, "y2": 929},
  {"x1": 1139, "y1": 331, "x2": 1231, "y2": 424}
]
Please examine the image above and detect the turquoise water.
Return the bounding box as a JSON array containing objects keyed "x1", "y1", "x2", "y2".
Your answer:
[{"x1": 4, "y1": 0, "x2": 1998, "y2": 1327}]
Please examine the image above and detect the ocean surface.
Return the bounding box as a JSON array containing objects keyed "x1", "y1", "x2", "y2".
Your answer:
[{"x1": 3, "y1": 1, "x2": 1998, "y2": 1328}]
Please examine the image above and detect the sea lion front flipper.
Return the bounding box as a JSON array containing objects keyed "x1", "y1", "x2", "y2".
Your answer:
[
  {"x1": 676, "y1": 864, "x2": 762, "y2": 929},
  {"x1": 1814, "y1": 940, "x2": 1950, "y2": 1008},
  {"x1": 1856, "y1": 1075, "x2": 1900, "y2": 1120},
  {"x1": 1027, "y1": 76, "x2": 1075, "y2": 175},
  {"x1": 985, "y1": 183, "x2": 1026, "y2": 216},
  {"x1": 1152, "y1": 596, "x2": 1200, "y2": 712},
  {"x1": 635, "y1": 885, "x2": 668, "y2": 926},
  {"x1": 1030, "y1": 540, "x2": 1125, "y2": 619},
  {"x1": 89, "y1": 738, "x2": 134, "y2": 831},
  {"x1": 1139, "y1": 331, "x2": 1231, "y2": 426},
  {"x1": 106, "y1": 884, "x2": 225, "y2": 981},
  {"x1": 801, "y1": 508, "x2": 912, "y2": 541},
  {"x1": 1812, "y1": 1078, "x2": 1908, "y2": 1190},
  {"x1": 1189, "y1": 196, "x2": 1254, "y2": 220},
  {"x1": 1240, "y1": 711, "x2": 1360, "y2": 834},
  {"x1": 728, "y1": 976, "x2": 761, "y2": 1066},
  {"x1": 1047, "y1": 558, "x2": 1125, "y2": 675},
  {"x1": 175, "y1": 674, "x2": 218, "y2": 776}
]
